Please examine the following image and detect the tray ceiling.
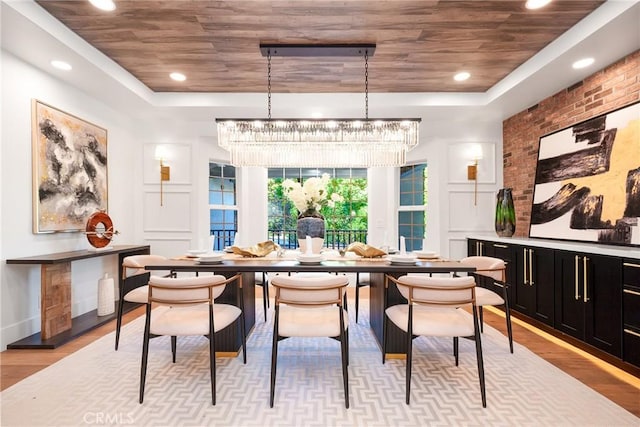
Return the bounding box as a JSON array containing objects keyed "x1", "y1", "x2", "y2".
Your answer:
[{"x1": 35, "y1": 0, "x2": 605, "y2": 93}]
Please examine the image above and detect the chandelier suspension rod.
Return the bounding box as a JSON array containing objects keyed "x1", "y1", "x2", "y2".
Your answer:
[
  {"x1": 365, "y1": 50, "x2": 369, "y2": 120},
  {"x1": 268, "y1": 51, "x2": 272, "y2": 120}
]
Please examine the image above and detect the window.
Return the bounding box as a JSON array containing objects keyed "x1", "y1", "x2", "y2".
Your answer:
[
  {"x1": 267, "y1": 168, "x2": 368, "y2": 249},
  {"x1": 209, "y1": 163, "x2": 237, "y2": 250},
  {"x1": 398, "y1": 163, "x2": 427, "y2": 251}
]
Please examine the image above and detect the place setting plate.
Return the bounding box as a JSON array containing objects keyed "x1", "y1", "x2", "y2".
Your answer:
[
  {"x1": 195, "y1": 253, "x2": 225, "y2": 264},
  {"x1": 186, "y1": 249, "x2": 208, "y2": 258},
  {"x1": 387, "y1": 254, "x2": 419, "y2": 265},
  {"x1": 296, "y1": 254, "x2": 324, "y2": 265}
]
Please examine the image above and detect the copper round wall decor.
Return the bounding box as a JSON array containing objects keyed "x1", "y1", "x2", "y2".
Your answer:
[{"x1": 85, "y1": 211, "x2": 115, "y2": 248}]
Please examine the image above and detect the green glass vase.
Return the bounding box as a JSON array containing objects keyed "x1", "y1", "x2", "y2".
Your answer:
[{"x1": 495, "y1": 188, "x2": 516, "y2": 237}]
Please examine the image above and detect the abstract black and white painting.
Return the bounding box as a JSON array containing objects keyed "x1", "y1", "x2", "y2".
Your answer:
[
  {"x1": 530, "y1": 101, "x2": 640, "y2": 246},
  {"x1": 32, "y1": 100, "x2": 108, "y2": 233}
]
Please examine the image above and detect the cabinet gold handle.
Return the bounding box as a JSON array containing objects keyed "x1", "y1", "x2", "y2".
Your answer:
[
  {"x1": 583, "y1": 257, "x2": 589, "y2": 303},
  {"x1": 494, "y1": 244, "x2": 508, "y2": 248},
  {"x1": 624, "y1": 328, "x2": 640, "y2": 338},
  {"x1": 523, "y1": 248, "x2": 528, "y2": 285},
  {"x1": 623, "y1": 288, "x2": 640, "y2": 296},
  {"x1": 529, "y1": 248, "x2": 534, "y2": 286},
  {"x1": 623, "y1": 262, "x2": 640, "y2": 268},
  {"x1": 574, "y1": 255, "x2": 580, "y2": 300}
]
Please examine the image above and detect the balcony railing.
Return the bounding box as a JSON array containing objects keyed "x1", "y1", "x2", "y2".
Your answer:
[
  {"x1": 268, "y1": 229, "x2": 367, "y2": 249},
  {"x1": 210, "y1": 228, "x2": 367, "y2": 251}
]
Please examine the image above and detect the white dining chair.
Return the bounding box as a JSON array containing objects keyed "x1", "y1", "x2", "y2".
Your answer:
[
  {"x1": 269, "y1": 273, "x2": 350, "y2": 408},
  {"x1": 139, "y1": 274, "x2": 246, "y2": 405},
  {"x1": 384, "y1": 274, "x2": 486, "y2": 407}
]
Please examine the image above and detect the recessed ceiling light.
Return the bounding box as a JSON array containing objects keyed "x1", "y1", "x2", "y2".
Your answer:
[
  {"x1": 572, "y1": 58, "x2": 595, "y2": 69},
  {"x1": 170, "y1": 72, "x2": 186, "y2": 82},
  {"x1": 51, "y1": 60, "x2": 72, "y2": 71},
  {"x1": 454, "y1": 72, "x2": 470, "y2": 82},
  {"x1": 525, "y1": 0, "x2": 552, "y2": 10},
  {"x1": 89, "y1": 0, "x2": 116, "y2": 11}
]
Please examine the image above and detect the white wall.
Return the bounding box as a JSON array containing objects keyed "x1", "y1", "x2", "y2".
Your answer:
[
  {"x1": 0, "y1": 49, "x2": 502, "y2": 350},
  {"x1": 0, "y1": 51, "x2": 142, "y2": 348}
]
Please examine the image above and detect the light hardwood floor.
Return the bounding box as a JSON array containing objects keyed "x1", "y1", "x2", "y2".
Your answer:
[{"x1": 2, "y1": 289, "x2": 639, "y2": 418}]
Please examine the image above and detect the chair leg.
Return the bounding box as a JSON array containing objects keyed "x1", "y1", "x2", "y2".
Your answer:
[
  {"x1": 339, "y1": 309, "x2": 349, "y2": 409},
  {"x1": 139, "y1": 304, "x2": 152, "y2": 404},
  {"x1": 209, "y1": 304, "x2": 216, "y2": 406},
  {"x1": 382, "y1": 284, "x2": 388, "y2": 364},
  {"x1": 263, "y1": 273, "x2": 269, "y2": 308},
  {"x1": 238, "y1": 280, "x2": 247, "y2": 364},
  {"x1": 346, "y1": 327, "x2": 350, "y2": 366},
  {"x1": 382, "y1": 311, "x2": 388, "y2": 364},
  {"x1": 503, "y1": 287, "x2": 514, "y2": 354},
  {"x1": 454, "y1": 337, "x2": 459, "y2": 366},
  {"x1": 479, "y1": 306, "x2": 484, "y2": 333},
  {"x1": 262, "y1": 284, "x2": 268, "y2": 322},
  {"x1": 115, "y1": 297, "x2": 125, "y2": 350},
  {"x1": 171, "y1": 336, "x2": 177, "y2": 363},
  {"x1": 472, "y1": 305, "x2": 487, "y2": 408},
  {"x1": 270, "y1": 305, "x2": 280, "y2": 408},
  {"x1": 355, "y1": 280, "x2": 360, "y2": 324},
  {"x1": 240, "y1": 310, "x2": 247, "y2": 364},
  {"x1": 260, "y1": 273, "x2": 268, "y2": 322},
  {"x1": 405, "y1": 305, "x2": 414, "y2": 405}
]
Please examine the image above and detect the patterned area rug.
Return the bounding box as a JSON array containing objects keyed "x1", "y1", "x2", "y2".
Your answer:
[{"x1": 2, "y1": 303, "x2": 638, "y2": 427}]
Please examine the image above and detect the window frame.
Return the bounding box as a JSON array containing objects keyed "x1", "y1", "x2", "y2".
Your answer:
[
  {"x1": 397, "y1": 163, "x2": 428, "y2": 252},
  {"x1": 208, "y1": 163, "x2": 238, "y2": 250}
]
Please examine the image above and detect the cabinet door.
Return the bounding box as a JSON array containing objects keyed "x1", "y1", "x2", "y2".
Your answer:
[
  {"x1": 514, "y1": 246, "x2": 535, "y2": 315},
  {"x1": 513, "y1": 246, "x2": 554, "y2": 326},
  {"x1": 467, "y1": 239, "x2": 486, "y2": 256},
  {"x1": 489, "y1": 242, "x2": 515, "y2": 306},
  {"x1": 623, "y1": 260, "x2": 640, "y2": 367},
  {"x1": 584, "y1": 254, "x2": 621, "y2": 357},
  {"x1": 554, "y1": 251, "x2": 585, "y2": 339},
  {"x1": 530, "y1": 247, "x2": 555, "y2": 326}
]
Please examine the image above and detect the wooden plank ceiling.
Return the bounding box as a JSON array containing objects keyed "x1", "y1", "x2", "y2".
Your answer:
[{"x1": 36, "y1": 0, "x2": 604, "y2": 93}]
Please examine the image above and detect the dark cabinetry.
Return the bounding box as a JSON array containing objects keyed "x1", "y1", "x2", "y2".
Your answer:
[
  {"x1": 514, "y1": 245, "x2": 554, "y2": 326},
  {"x1": 623, "y1": 260, "x2": 640, "y2": 367},
  {"x1": 468, "y1": 238, "x2": 487, "y2": 256},
  {"x1": 554, "y1": 251, "x2": 621, "y2": 357},
  {"x1": 467, "y1": 238, "x2": 635, "y2": 369}
]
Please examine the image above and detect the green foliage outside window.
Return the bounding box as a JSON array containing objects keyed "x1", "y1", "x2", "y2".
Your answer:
[{"x1": 268, "y1": 170, "x2": 368, "y2": 247}]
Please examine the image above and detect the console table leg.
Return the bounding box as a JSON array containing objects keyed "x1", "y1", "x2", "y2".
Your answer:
[{"x1": 41, "y1": 263, "x2": 72, "y2": 340}]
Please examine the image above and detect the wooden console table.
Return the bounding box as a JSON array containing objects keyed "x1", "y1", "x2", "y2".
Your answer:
[{"x1": 6, "y1": 244, "x2": 150, "y2": 349}]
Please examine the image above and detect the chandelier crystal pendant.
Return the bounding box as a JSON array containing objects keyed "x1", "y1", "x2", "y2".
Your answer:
[{"x1": 216, "y1": 44, "x2": 421, "y2": 168}]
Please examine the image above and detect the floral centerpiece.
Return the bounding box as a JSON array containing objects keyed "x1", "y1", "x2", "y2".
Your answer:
[
  {"x1": 282, "y1": 174, "x2": 343, "y2": 253},
  {"x1": 282, "y1": 174, "x2": 343, "y2": 218}
]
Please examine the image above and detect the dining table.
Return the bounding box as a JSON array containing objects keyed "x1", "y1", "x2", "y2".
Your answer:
[{"x1": 143, "y1": 250, "x2": 475, "y2": 356}]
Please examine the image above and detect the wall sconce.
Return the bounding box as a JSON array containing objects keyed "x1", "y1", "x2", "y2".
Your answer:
[
  {"x1": 155, "y1": 146, "x2": 171, "y2": 206},
  {"x1": 467, "y1": 144, "x2": 483, "y2": 205}
]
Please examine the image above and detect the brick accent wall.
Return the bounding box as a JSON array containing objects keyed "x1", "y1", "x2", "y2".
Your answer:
[{"x1": 503, "y1": 50, "x2": 640, "y2": 237}]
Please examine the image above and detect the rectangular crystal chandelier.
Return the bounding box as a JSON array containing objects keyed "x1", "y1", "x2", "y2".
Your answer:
[
  {"x1": 216, "y1": 44, "x2": 421, "y2": 168},
  {"x1": 216, "y1": 118, "x2": 420, "y2": 167}
]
